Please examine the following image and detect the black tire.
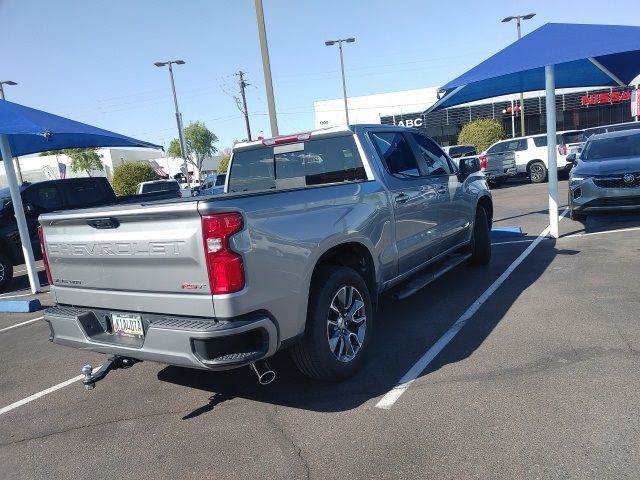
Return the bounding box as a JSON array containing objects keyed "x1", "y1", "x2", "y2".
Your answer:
[
  {"x1": 291, "y1": 266, "x2": 373, "y2": 382},
  {"x1": 468, "y1": 206, "x2": 491, "y2": 266},
  {"x1": 0, "y1": 252, "x2": 14, "y2": 292},
  {"x1": 528, "y1": 161, "x2": 548, "y2": 183}
]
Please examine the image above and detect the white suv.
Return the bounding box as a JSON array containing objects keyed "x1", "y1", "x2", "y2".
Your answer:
[{"x1": 485, "y1": 130, "x2": 583, "y2": 183}]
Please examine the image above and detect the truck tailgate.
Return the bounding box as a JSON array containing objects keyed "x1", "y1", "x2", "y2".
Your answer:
[{"x1": 40, "y1": 201, "x2": 215, "y2": 317}]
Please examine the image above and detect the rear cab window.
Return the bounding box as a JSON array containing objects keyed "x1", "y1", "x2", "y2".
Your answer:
[
  {"x1": 228, "y1": 135, "x2": 367, "y2": 193},
  {"x1": 63, "y1": 179, "x2": 113, "y2": 209},
  {"x1": 141, "y1": 182, "x2": 179, "y2": 193}
]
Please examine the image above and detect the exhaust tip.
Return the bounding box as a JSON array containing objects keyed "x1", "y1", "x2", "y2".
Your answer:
[{"x1": 250, "y1": 361, "x2": 276, "y2": 385}]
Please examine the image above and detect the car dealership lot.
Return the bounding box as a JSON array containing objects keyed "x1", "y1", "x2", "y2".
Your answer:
[{"x1": 1, "y1": 180, "x2": 639, "y2": 480}]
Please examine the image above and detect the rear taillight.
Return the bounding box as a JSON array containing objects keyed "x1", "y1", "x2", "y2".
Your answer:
[
  {"x1": 202, "y1": 213, "x2": 245, "y2": 294},
  {"x1": 37, "y1": 225, "x2": 53, "y2": 285},
  {"x1": 479, "y1": 155, "x2": 488, "y2": 170},
  {"x1": 262, "y1": 132, "x2": 311, "y2": 146},
  {"x1": 177, "y1": 190, "x2": 183, "y2": 198},
  {"x1": 558, "y1": 144, "x2": 567, "y2": 155}
]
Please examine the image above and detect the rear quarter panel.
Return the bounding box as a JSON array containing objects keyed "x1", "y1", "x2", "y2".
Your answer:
[{"x1": 199, "y1": 181, "x2": 393, "y2": 342}]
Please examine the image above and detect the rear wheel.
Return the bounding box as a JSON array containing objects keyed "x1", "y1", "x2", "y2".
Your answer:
[
  {"x1": 0, "y1": 253, "x2": 14, "y2": 292},
  {"x1": 528, "y1": 161, "x2": 548, "y2": 183},
  {"x1": 291, "y1": 266, "x2": 372, "y2": 382},
  {"x1": 468, "y1": 206, "x2": 491, "y2": 266}
]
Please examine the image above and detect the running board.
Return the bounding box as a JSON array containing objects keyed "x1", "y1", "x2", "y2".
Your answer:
[{"x1": 392, "y1": 253, "x2": 472, "y2": 301}]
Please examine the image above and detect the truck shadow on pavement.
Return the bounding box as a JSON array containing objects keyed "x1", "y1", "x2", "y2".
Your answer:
[{"x1": 159, "y1": 237, "x2": 562, "y2": 415}]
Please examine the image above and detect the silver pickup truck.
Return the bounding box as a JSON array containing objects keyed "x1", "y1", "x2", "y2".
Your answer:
[{"x1": 40, "y1": 125, "x2": 493, "y2": 386}]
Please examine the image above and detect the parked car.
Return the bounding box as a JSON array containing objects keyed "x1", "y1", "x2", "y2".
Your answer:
[
  {"x1": 40, "y1": 125, "x2": 493, "y2": 386},
  {"x1": 135, "y1": 179, "x2": 181, "y2": 197},
  {"x1": 568, "y1": 129, "x2": 640, "y2": 221},
  {"x1": 568, "y1": 122, "x2": 640, "y2": 159},
  {"x1": 484, "y1": 130, "x2": 583, "y2": 183},
  {"x1": 442, "y1": 144, "x2": 476, "y2": 158},
  {"x1": 200, "y1": 173, "x2": 226, "y2": 195},
  {"x1": 449, "y1": 152, "x2": 516, "y2": 187}
]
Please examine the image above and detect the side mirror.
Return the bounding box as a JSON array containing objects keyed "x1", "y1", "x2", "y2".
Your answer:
[
  {"x1": 459, "y1": 157, "x2": 481, "y2": 176},
  {"x1": 566, "y1": 153, "x2": 577, "y2": 164}
]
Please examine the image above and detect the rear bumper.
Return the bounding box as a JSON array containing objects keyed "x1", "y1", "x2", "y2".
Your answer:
[{"x1": 44, "y1": 306, "x2": 279, "y2": 371}]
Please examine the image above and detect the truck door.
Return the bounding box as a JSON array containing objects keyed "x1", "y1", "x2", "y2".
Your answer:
[
  {"x1": 369, "y1": 130, "x2": 445, "y2": 275},
  {"x1": 408, "y1": 133, "x2": 473, "y2": 250}
]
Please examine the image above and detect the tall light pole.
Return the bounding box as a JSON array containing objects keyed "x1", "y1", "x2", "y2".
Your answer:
[
  {"x1": 255, "y1": 0, "x2": 279, "y2": 137},
  {"x1": 502, "y1": 13, "x2": 535, "y2": 137},
  {"x1": 154, "y1": 60, "x2": 190, "y2": 189},
  {"x1": 0, "y1": 81, "x2": 24, "y2": 184},
  {"x1": 325, "y1": 37, "x2": 355, "y2": 125}
]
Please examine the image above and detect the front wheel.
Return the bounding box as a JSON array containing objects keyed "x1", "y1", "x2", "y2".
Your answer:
[
  {"x1": 528, "y1": 161, "x2": 548, "y2": 183},
  {"x1": 468, "y1": 206, "x2": 491, "y2": 266},
  {"x1": 291, "y1": 266, "x2": 373, "y2": 382}
]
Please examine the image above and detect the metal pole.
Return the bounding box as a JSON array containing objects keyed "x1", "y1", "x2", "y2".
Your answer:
[
  {"x1": 338, "y1": 42, "x2": 350, "y2": 125},
  {"x1": 0, "y1": 134, "x2": 42, "y2": 293},
  {"x1": 255, "y1": 0, "x2": 279, "y2": 137},
  {"x1": 511, "y1": 99, "x2": 515, "y2": 138},
  {"x1": 545, "y1": 65, "x2": 559, "y2": 238},
  {"x1": 517, "y1": 18, "x2": 526, "y2": 137},
  {"x1": 167, "y1": 63, "x2": 190, "y2": 190}
]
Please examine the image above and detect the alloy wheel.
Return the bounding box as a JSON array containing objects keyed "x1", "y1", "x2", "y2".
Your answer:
[{"x1": 326, "y1": 285, "x2": 366, "y2": 362}]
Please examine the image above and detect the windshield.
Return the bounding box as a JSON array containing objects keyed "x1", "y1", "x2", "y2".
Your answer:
[{"x1": 581, "y1": 133, "x2": 640, "y2": 161}]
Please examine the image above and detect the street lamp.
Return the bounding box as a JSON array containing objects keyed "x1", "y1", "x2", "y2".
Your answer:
[
  {"x1": 154, "y1": 59, "x2": 190, "y2": 189},
  {"x1": 0, "y1": 81, "x2": 24, "y2": 183},
  {"x1": 325, "y1": 37, "x2": 355, "y2": 125},
  {"x1": 502, "y1": 13, "x2": 535, "y2": 137}
]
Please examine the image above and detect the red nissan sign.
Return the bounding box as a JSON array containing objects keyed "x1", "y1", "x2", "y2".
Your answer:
[{"x1": 581, "y1": 90, "x2": 631, "y2": 106}]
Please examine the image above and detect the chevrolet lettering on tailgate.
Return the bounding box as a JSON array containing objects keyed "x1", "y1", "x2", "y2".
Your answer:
[{"x1": 47, "y1": 241, "x2": 186, "y2": 257}]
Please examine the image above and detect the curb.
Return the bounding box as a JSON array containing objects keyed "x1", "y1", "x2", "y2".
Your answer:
[
  {"x1": 490, "y1": 226, "x2": 523, "y2": 238},
  {"x1": 0, "y1": 299, "x2": 42, "y2": 313}
]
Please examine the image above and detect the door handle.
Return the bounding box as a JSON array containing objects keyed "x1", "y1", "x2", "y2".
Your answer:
[{"x1": 395, "y1": 193, "x2": 409, "y2": 204}]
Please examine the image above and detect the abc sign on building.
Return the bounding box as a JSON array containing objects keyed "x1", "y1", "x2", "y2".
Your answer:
[{"x1": 395, "y1": 117, "x2": 424, "y2": 128}]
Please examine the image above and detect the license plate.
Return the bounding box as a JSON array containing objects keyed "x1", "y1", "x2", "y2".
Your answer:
[{"x1": 111, "y1": 313, "x2": 144, "y2": 338}]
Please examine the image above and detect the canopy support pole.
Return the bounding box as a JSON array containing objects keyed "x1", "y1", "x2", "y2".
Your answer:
[
  {"x1": 0, "y1": 134, "x2": 43, "y2": 293},
  {"x1": 545, "y1": 65, "x2": 559, "y2": 239}
]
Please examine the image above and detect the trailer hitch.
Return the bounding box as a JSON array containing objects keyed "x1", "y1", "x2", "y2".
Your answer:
[{"x1": 81, "y1": 356, "x2": 141, "y2": 390}]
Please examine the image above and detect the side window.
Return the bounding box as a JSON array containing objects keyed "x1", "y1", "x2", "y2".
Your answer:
[
  {"x1": 517, "y1": 139, "x2": 528, "y2": 151},
  {"x1": 370, "y1": 131, "x2": 421, "y2": 178},
  {"x1": 23, "y1": 185, "x2": 63, "y2": 212},
  {"x1": 487, "y1": 142, "x2": 506, "y2": 154},
  {"x1": 412, "y1": 134, "x2": 452, "y2": 175},
  {"x1": 533, "y1": 136, "x2": 547, "y2": 147}
]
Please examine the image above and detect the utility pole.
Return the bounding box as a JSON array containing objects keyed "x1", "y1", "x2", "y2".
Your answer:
[
  {"x1": 255, "y1": 0, "x2": 279, "y2": 137},
  {"x1": 236, "y1": 71, "x2": 252, "y2": 141}
]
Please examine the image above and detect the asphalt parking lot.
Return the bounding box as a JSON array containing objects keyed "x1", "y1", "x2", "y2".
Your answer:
[{"x1": 1, "y1": 178, "x2": 639, "y2": 480}]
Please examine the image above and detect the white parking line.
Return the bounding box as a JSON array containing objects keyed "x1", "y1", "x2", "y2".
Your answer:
[
  {"x1": 564, "y1": 225, "x2": 640, "y2": 238},
  {"x1": 0, "y1": 316, "x2": 44, "y2": 333},
  {"x1": 0, "y1": 292, "x2": 37, "y2": 299},
  {"x1": 375, "y1": 209, "x2": 569, "y2": 410},
  {"x1": 0, "y1": 366, "x2": 100, "y2": 416},
  {"x1": 492, "y1": 238, "x2": 538, "y2": 246}
]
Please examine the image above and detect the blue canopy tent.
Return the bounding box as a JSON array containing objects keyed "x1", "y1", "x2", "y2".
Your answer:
[
  {"x1": 427, "y1": 23, "x2": 640, "y2": 237},
  {"x1": 0, "y1": 100, "x2": 162, "y2": 293}
]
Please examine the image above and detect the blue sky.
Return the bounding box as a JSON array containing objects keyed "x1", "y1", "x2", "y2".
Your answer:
[{"x1": 3, "y1": 0, "x2": 638, "y2": 151}]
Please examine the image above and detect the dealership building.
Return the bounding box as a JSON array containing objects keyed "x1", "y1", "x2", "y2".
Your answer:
[{"x1": 314, "y1": 79, "x2": 640, "y2": 146}]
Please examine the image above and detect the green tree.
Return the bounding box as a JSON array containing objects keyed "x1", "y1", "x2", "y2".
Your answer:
[
  {"x1": 39, "y1": 150, "x2": 64, "y2": 156},
  {"x1": 457, "y1": 118, "x2": 506, "y2": 153},
  {"x1": 112, "y1": 162, "x2": 158, "y2": 196},
  {"x1": 66, "y1": 148, "x2": 104, "y2": 177},
  {"x1": 168, "y1": 122, "x2": 218, "y2": 178},
  {"x1": 217, "y1": 152, "x2": 231, "y2": 175},
  {"x1": 167, "y1": 139, "x2": 182, "y2": 159}
]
